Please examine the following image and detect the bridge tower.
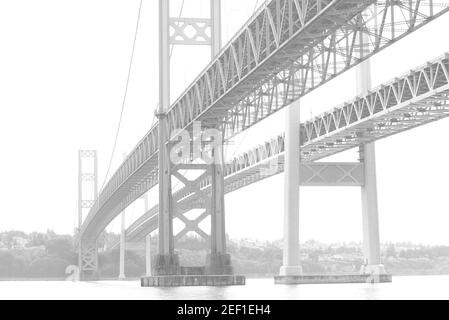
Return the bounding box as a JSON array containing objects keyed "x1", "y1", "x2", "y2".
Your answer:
[
  {"x1": 357, "y1": 30, "x2": 385, "y2": 276},
  {"x1": 280, "y1": 99, "x2": 303, "y2": 277},
  {"x1": 77, "y1": 150, "x2": 99, "y2": 280},
  {"x1": 153, "y1": 0, "x2": 233, "y2": 277},
  {"x1": 277, "y1": 14, "x2": 388, "y2": 284}
]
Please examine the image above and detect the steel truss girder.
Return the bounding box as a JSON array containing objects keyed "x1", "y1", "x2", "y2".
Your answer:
[
  {"x1": 223, "y1": 1, "x2": 449, "y2": 140},
  {"x1": 302, "y1": 162, "x2": 364, "y2": 186},
  {"x1": 301, "y1": 53, "x2": 449, "y2": 161},
  {"x1": 173, "y1": 0, "x2": 375, "y2": 134},
  {"x1": 81, "y1": 0, "x2": 449, "y2": 241}
]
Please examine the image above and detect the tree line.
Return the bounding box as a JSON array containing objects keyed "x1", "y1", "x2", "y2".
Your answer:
[{"x1": 1, "y1": 231, "x2": 449, "y2": 279}]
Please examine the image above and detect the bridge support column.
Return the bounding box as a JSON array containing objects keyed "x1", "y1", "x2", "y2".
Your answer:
[
  {"x1": 359, "y1": 143, "x2": 385, "y2": 275},
  {"x1": 279, "y1": 100, "x2": 303, "y2": 277},
  {"x1": 79, "y1": 241, "x2": 99, "y2": 281},
  {"x1": 141, "y1": 0, "x2": 243, "y2": 286},
  {"x1": 77, "y1": 150, "x2": 99, "y2": 281},
  {"x1": 154, "y1": 115, "x2": 180, "y2": 276},
  {"x1": 119, "y1": 211, "x2": 126, "y2": 280},
  {"x1": 357, "y1": 31, "x2": 385, "y2": 276},
  {"x1": 142, "y1": 195, "x2": 152, "y2": 277},
  {"x1": 146, "y1": 234, "x2": 152, "y2": 277},
  {"x1": 207, "y1": 139, "x2": 233, "y2": 275},
  {"x1": 206, "y1": 0, "x2": 232, "y2": 277},
  {"x1": 154, "y1": 0, "x2": 179, "y2": 277}
]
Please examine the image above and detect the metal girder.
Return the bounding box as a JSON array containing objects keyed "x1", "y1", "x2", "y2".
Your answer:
[
  {"x1": 301, "y1": 53, "x2": 449, "y2": 161},
  {"x1": 170, "y1": 0, "x2": 375, "y2": 135},
  {"x1": 80, "y1": 0, "x2": 449, "y2": 242},
  {"x1": 223, "y1": 54, "x2": 449, "y2": 187},
  {"x1": 223, "y1": 1, "x2": 449, "y2": 139},
  {"x1": 301, "y1": 162, "x2": 364, "y2": 186}
]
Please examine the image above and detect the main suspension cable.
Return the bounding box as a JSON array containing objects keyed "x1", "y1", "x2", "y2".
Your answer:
[{"x1": 100, "y1": 0, "x2": 143, "y2": 192}]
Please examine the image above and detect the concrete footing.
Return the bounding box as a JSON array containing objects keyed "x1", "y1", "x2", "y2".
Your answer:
[
  {"x1": 80, "y1": 272, "x2": 99, "y2": 281},
  {"x1": 141, "y1": 275, "x2": 246, "y2": 287},
  {"x1": 152, "y1": 254, "x2": 181, "y2": 276},
  {"x1": 279, "y1": 266, "x2": 303, "y2": 276},
  {"x1": 143, "y1": 255, "x2": 244, "y2": 287},
  {"x1": 206, "y1": 253, "x2": 233, "y2": 275},
  {"x1": 275, "y1": 274, "x2": 392, "y2": 285}
]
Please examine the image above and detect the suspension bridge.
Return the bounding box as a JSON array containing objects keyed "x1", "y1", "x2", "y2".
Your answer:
[{"x1": 77, "y1": 0, "x2": 449, "y2": 286}]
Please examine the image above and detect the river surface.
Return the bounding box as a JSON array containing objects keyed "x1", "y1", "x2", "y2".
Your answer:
[{"x1": 1, "y1": 275, "x2": 449, "y2": 300}]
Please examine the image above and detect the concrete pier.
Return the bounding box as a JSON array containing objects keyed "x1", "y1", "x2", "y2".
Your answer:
[
  {"x1": 275, "y1": 274, "x2": 392, "y2": 285},
  {"x1": 279, "y1": 99, "x2": 303, "y2": 277},
  {"x1": 141, "y1": 275, "x2": 246, "y2": 287},
  {"x1": 357, "y1": 32, "x2": 388, "y2": 277},
  {"x1": 141, "y1": 266, "x2": 245, "y2": 287}
]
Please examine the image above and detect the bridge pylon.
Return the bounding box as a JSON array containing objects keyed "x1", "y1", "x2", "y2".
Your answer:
[
  {"x1": 143, "y1": 0, "x2": 243, "y2": 286},
  {"x1": 77, "y1": 150, "x2": 99, "y2": 280},
  {"x1": 357, "y1": 29, "x2": 386, "y2": 276},
  {"x1": 279, "y1": 99, "x2": 303, "y2": 277},
  {"x1": 276, "y1": 17, "x2": 390, "y2": 285}
]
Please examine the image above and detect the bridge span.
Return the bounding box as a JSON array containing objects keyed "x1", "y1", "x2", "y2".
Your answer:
[
  {"x1": 77, "y1": 0, "x2": 449, "y2": 284},
  {"x1": 115, "y1": 53, "x2": 449, "y2": 245}
]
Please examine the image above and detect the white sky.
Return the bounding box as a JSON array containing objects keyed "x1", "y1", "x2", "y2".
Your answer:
[{"x1": 1, "y1": 0, "x2": 449, "y2": 245}]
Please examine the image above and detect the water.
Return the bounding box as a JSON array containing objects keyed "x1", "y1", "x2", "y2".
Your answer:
[{"x1": 1, "y1": 275, "x2": 449, "y2": 300}]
